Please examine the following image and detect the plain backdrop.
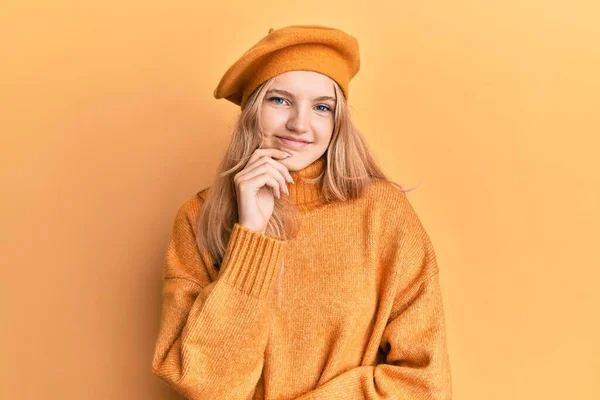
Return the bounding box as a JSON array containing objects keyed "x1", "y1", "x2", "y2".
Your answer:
[{"x1": 1, "y1": 1, "x2": 599, "y2": 399}]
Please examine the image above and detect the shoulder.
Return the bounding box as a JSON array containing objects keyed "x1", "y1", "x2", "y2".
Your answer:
[
  {"x1": 365, "y1": 178, "x2": 408, "y2": 199},
  {"x1": 363, "y1": 178, "x2": 414, "y2": 219},
  {"x1": 172, "y1": 187, "x2": 211, "y2": 230},
  {"x1": 365, "y1": 178, "x2": 433, "y2": 250},
  {"x1": 196, "y1": 186, "x2": 210, "y2": 201},
  {"x1": 367, "y1": 180, "x2": 440, "y2": 283}
]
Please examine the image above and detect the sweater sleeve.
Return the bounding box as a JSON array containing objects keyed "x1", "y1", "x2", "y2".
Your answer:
[
  {"x1": 293, "y1": 192, "x2": 452, "y2": 400},
  {"x1": 292, "y1": 273, "x2": 452, "y2": 400},
  {"x1": 151, "y1": 197, "x2": 287, "y2": 399}
]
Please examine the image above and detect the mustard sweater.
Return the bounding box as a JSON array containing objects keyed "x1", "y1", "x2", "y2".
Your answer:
[{"x1": 152, "y1": 155, "x2": 453, "y2": 399}]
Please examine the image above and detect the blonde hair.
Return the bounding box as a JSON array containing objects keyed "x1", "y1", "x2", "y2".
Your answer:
[{"x1": 196, "y1": 75, "x2": 414, "y2": 298}]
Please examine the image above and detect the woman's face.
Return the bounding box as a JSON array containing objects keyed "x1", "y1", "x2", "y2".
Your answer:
[{"x1": 259, "y1": 70, "x2": 336, "y2": 171}]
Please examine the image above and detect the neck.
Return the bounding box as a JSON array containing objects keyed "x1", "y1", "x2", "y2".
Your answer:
[{"x1": 287, "y1": 154, "x2": 326, "y2": 206}]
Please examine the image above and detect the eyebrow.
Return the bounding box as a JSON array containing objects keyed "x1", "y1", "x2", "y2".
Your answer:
[{"x1": 266, "y1": 88, "x2": 337, "y2": 103}]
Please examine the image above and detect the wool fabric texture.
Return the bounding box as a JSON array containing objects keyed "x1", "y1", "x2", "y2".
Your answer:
[
  {"x1": 151, "y1": 155, "x2": 453, "y2": 399},
  {"x1": 213, "y1": 24, "x2": 361, "y2": 109}
]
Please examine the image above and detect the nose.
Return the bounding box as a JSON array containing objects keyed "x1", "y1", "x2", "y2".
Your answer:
[{"x1": 286, "y1": 106, "x2": 310, "y2": 133}]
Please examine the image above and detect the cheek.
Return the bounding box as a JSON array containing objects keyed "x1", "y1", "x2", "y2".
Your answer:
[
  {"x1": 315, "y1": 118, "x2": 334, "y2": 137},
  {"x1": 261, "y1": 109, "x2": 288, "y2": 131}
]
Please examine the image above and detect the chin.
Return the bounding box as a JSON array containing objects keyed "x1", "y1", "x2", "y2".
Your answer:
[{"x1": 282, "y1": 158, "x2": 302, "y2": 171}]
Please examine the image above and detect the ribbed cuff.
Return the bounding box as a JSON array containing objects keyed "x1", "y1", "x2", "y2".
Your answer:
[{"x1": 218, "y1": 223, "x2": 287, "y2": 299}]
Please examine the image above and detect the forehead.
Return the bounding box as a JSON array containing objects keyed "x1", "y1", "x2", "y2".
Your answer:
[{"x1": 271, "y1": 70, "x2": 336, "y2": 97}]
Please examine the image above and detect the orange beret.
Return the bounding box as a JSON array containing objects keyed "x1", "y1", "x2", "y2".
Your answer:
[{"x1": 213, "y1": 24, "x2": 361, "y2": 109}]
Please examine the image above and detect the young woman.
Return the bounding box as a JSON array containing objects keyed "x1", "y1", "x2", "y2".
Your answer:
[{"x1": 152, "y1": 25, "x2": 453, "y2": 399}]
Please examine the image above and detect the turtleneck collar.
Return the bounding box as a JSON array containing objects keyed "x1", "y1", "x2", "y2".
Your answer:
[{"x1": 287, "y1": 154, "x2": 326, "y2": 206}]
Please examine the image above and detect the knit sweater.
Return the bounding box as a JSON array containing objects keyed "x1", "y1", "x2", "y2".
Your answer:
[{"x1": 151, "y1": 155, "x2": 453, "y2": 399}]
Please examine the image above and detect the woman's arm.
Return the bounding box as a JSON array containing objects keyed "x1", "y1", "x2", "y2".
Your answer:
[
  {"x1": 292, "y1": 273, "x2": 452, "y2": 400},
  {"x1": 293, "y1": 190, "x2": 453, "y2": 399},
  {"x1": 151, "y1": 196, "x2": 287, "y2": 399}
]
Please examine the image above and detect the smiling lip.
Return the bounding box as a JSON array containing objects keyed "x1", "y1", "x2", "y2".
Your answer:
[{"x1": 276, "y1": 136, "x2": 311, "y2": 148}]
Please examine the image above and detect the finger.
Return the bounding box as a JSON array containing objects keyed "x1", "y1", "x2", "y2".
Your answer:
[
  {"x1": 238, "y1": 162, "x2": 288, "y2": 197},
  {"x1": 238, "y1": 154, "x2": 291, "y2": 186},
  {"x1": 263, "y1": 156, "x2": 294, "y2": 184},
  {"x1": 236, "y1": 149, "x2": 292, "y2": 189},
  {"x1": 249, "y1": 148, "x2": 291, "y2": 166},
  {"x1": 237, "y1": 172, "x2": 281, "y2": 198},
  {"x1": 250, "y1": 173, "x2": 281, "y2": 199},
  {"x1": 243, "y1": 155, "x2": 293, "y2": 184}
]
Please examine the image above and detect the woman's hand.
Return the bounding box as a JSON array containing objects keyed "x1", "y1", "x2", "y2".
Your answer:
[{"x1": 234, "y1": 148, "x2": 295, "y2": 234}]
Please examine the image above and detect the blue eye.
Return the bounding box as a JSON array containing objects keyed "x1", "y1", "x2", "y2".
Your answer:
[
  {"x1": 268, "y1": 96, "x2": 286, "y2": 105},
  {"x1": 267, "y1": 97, "x2": 332, "y2": 113},
  {"x1": 316, "y1": 105, "x2": 332, "y2": 112}
]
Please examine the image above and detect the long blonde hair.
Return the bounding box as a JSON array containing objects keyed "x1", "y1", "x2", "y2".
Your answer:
[{"x1": 196, "y1": 75, "x2": 411, "y2": 275}]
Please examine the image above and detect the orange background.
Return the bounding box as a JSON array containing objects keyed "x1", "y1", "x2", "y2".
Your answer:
[{"x1": 1, "y1": 1, "x2": 599, "y2": 399}]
